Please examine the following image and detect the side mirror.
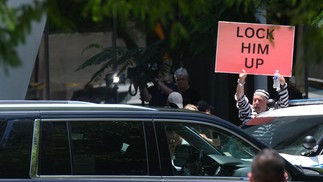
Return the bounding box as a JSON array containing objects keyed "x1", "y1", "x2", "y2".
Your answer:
[
  {"x1": 301, "y1": 136, "x2": 317, "y2": 156},
  {"x1": 303, "y1": 136, "x2": 316, "y2": 150}
]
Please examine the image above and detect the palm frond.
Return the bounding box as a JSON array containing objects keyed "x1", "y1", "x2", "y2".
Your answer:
[
  {"x1": 81, "y1": 43, "x2": 103, "y2": 55},
  {"x1": 115, "y1": 48, "x2": 143, "y2": 69},
  {"x1": 76, "y1": 46, "x2": 128, "y2": 71},
  {"x1": 86, "y1": 61, "x2": 112, "y2": 84},
  {"x1": 86, "y1": 53, "x2": 133, "y2": 84},
  {"x1": 79, "y1": 40, "x2": 168, "y2": 85},
  {"x1": 117, "y1": 58, "x2": 137, "y2": 77}
]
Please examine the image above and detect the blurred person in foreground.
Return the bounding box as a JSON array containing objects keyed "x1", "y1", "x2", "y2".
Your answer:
[
  {"x1": 174, "y1": 67, "x2": 201, "y2": 106},
  {"x1": 235, "y1": 69, "x2": 289, "y2": 125},
  {"x1": 249, "y1": 148, "x2": 287, "y2": 182}
]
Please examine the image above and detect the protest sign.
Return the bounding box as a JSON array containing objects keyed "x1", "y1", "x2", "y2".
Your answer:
[{"x1": 215, "y1": 21, "x2": 295, "y2": 76}]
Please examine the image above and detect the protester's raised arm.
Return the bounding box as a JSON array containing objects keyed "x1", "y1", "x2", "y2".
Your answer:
[{"x1": 235, "y1": 69, "x2": 247, "y2": 100}]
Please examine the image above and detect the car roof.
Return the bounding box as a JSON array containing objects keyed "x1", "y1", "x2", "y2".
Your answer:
[
  {"x1": 0, "y1": 100, "x2": 244, "y2": 132},
  {"x1": 0, "y1": 100, "x2": 157, "y2": 111},
  {"x1": 289, "y1": 98, "x2": 323, "y2": 106},
  {"x1": 0, "y1": 100, "x2": 210, "y2": 114},
  {"x1": 256, "y1": 104, "x2": 323, "y2": 117},
  {"x1": 0, "y1": 100, "x2": 94, "y2": 104}
]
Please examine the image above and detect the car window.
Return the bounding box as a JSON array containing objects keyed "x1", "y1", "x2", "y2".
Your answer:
[
  {"x1": 40, "y1": 120, "x2": 147, "y2": 175},
  {"x1": 39, "y1": 121, "x2": 71, "y2": 174},
  {"x1": 245, "y1": 115, "x2": 323, "y2": 155},
  {"x1": 162, "y1": 122, "x2": 258, "y2": 177},
  {"x1": 0, "y1": 119, "x2": 34, "y2": 178}
]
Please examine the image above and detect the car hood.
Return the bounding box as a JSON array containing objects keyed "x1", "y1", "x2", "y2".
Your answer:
[{"x1": 280, "y1": 153, "x2": 323, "y2": 169}]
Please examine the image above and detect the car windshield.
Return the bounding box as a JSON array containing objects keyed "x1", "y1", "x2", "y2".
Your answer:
[{"x1": 244, "y1": 115, "x2": 323, "y2": 155}]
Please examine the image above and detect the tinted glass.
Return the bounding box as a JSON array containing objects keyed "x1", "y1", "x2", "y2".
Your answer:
[
  {"x1": 40, "y1": 122, "x2": 71, "y2": 174},
  {"x1": 162, "y1": 122, "x2": 257, "y2": 177},
  {"x1": 245, "y1": 115, "x2": 323, "y2": 155},
  {"x1": 40, "y1": 120, "x2": 148, "y2": 175},
  {"x1": 0, "y1": 119, "x2": 33, "y2": 178},
  {"x1": 70, "y1": 121, "x2": 147, "y2": 175}
]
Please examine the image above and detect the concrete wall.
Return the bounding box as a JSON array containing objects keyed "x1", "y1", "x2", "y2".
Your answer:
[
  {"x1": 0, "y1": 0, "x2": 46, "y2": 99},
  {"x1": 42, "y1": 32, "x2": 125, "y2": 100},
  {"x1": 36, "y1": 31, "x2": 145, "y2": 104}
]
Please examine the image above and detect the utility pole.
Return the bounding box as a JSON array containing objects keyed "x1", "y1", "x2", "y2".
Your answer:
[{"x1": 254, "y1": 6, "x2": 268, "y2": 91}]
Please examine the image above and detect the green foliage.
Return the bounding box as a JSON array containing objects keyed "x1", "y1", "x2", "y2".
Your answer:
[
  {"x1": 81, "y1": 0, "x2": 213, "y2": 47},
  {"x1": 77, "y1": 40, "x2": 167, "y2": 86},
  {"x1": 312, "y1": 10, "x2": 323, "y2": 28},
  {"x1": 0, "y1": 0, "x2": 44, "y2": 71},
  {"x1": 0, "y1": 0, "x2": 322, "y2": 79},
  {"x1": 190, "y1": 0, "x2": 323, "y2": 68},
  {"x1": 77, "y1": 0, "x2": 323, "y2": 85},
  {"x1": 265, "y1": 0, "x2": 323, "y2": 67},
  {"x1": 303, "y1": 25, "x2": 323, "y2": 64}
]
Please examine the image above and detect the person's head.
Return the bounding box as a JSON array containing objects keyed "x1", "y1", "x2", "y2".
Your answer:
[
  {"x1": 197, "y1": 100, "x2": 211, "y2": 114},
  {"x1": 174, "y1": 67, "x2": 189, "y2": 91},
  {"x1": 168, "y1": 92, "x2": 183, "y2": 108},
  {"x1": 184, "y1": 104, "x2": 198, "y2": 111},
  {"x1": 166, "y1": 130, "x2": 182, "y2": 156},
  {"x1": 249, "y1": 149, "x2": 286, "y2": 182},
  {"x1": 252, "y1": 89, "x2": 269, "y2": 114}
]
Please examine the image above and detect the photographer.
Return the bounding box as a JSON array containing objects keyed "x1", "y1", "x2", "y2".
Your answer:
[{"x1": 140, "y1": 72, "x2": 176, "y2": 107}]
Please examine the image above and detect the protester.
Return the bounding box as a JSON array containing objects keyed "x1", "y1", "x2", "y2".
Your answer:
[
  {"x1": 167, "y1": 92, "x2": 183, "y2": 108},
  {"x1": 174, "y1": 67, "x2": 201, "y2": 106},
  {"x1": 249, "y1": 149, "x2": 287, "y2": 182},
  {"x1": 235, "y1": 69, "x2": 289, "y2": 124}
]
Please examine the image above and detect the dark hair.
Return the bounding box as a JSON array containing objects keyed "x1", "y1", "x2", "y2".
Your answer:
[
  {"x1": 251, "y1": 149, "x2": 285, "y2": 182},
  {"x1": 197, "y1": 100, "x2": 210, "y2": 112}
]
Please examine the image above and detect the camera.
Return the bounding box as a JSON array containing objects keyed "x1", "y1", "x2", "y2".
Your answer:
[
  {"x1": 127, "y1": 66, "x2": 157, "y2": 86},
  {"x1": 127, "y1": 66, "x2": 148, "y2": 79}
]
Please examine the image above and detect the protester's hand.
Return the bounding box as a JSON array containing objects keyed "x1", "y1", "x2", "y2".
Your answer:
[
  {"x1": 238, "y1": 69, "x2": 247, "y2": 84},
  {"x1": 279, "y1": 75, "x2": 286, "y2": 85}
]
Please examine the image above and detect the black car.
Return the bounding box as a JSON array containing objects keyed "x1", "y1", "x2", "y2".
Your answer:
[{"x1": 0, "y1": 100, "x2": 321, "y2": 181}]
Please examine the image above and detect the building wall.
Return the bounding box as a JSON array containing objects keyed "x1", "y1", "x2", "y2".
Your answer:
[
  {"x1": 36, "y1": 32, "x2": 122, "y2": 100},
  {"x1": 35, "y1": 31, "x2": 146, "y2": 104}
]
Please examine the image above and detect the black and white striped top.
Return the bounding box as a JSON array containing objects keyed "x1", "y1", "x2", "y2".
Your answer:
[{"x1": 235, "y1": 83, "x2": 289, "y2": 124}]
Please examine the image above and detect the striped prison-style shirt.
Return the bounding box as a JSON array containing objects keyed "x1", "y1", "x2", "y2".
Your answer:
[{"x1": 235, "y1": 83, "x2": 289, "y2": 124}]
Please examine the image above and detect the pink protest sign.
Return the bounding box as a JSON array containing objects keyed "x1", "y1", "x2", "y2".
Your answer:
[{"x1": 215, "y1": 21, "x2": 295, "y2": 76}]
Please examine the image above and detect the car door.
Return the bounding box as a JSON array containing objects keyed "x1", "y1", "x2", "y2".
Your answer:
[
  {"x1": 35, "y1": 117, "x2": 162, "y2": 182},
  {"x1": 154, "y1": 119, "x2": 260, "y2": 182}
]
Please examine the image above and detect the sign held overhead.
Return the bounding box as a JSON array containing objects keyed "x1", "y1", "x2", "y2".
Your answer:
[{"x1": 215, "y1": 21, "x2": 295, "y2": 76}]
